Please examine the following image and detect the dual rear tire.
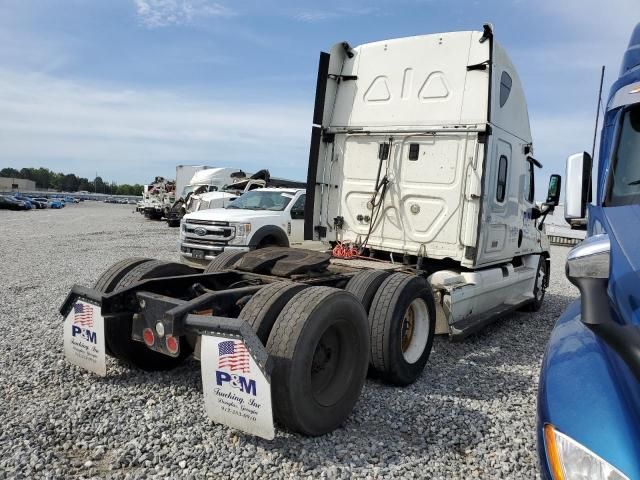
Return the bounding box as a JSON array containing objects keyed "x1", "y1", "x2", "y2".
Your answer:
[
  {"x1": 346, "y1": 270, "x2": 436, "y2": 386},
  {"x1": 238, "y1": 272, "x2": 436, "y2": 435}
]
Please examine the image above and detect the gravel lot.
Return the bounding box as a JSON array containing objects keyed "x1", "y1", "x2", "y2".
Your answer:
[{"x1": 0, "y1": 202, "x2": 578, "y2": 479}]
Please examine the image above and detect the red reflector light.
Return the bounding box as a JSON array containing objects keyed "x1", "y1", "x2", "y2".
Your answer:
[
  {"x1": 143, "y1": 328, "x2": 155, "y2": 346},
  {"x1": 166, "y1": 335, "x2": 179, "y2": 354}
]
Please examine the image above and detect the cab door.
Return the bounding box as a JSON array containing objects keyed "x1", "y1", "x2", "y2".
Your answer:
[
  {"x1": 288, "y1": 194, "x2": 306, "y2": 244},
  {"x1": 481, "y1": 138, "x2": 515, "y2": 263},
  {"x1": 520, "y1": 159, "x2": 539, "y2": 254}
]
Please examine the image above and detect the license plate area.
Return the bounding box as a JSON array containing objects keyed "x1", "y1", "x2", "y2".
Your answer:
[{"x1": 192, "y1": 249, "x2": 206, "y2": 260}]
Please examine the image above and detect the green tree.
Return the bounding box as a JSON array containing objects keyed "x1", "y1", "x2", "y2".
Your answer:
[
  {"x1": 0, "y1": 167, "x2": 22, "y2": 178},
  {"x1": 60, "y1": 173, "x2": 80, "y2": 192},
  {"x1": 93, "y1": 176, "x2": 105, "y2": 193}
]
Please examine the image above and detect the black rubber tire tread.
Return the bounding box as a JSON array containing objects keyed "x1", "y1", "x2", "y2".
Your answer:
[
  {"x1": 344, "y1": 269, "x2": 392, "y2": 313},
  {"x1": 369, "y1": 273, "x2": 436, "y2": 386},
  {"x1": 204, "y1": 251, "x2": 247, "y2": 273},
  {"x1": 107, "y1": 260, "x2": 197, "y2": 370},
  {"x1": 521, "y1": 256, "x2": 549, "y2": 312},
  {"x1": 266, "y1": 287, "x2": 369, "y2": 436},
  {"x1": 94, "y1": 257, "x2": 152, "y2": 294},
  {"x1": 93, "y1": 257, "x2": 153, "y2": 355},
  {"x1": 115, "y1": 260, "x2": 196, "y2": 291},
  {"x1": 238, "y1": 282, "x2": 309, "y2": 344}
]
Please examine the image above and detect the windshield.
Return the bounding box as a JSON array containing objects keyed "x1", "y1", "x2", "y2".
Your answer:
[
  {"x1": 609, "y1": 105, "x2": 640, "y2": 206},
  {"x1": 226, "y1": 190, "x2": 294, "y2": 211}
]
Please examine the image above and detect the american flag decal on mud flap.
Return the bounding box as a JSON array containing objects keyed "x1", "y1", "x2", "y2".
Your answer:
[
  {"x1": 73, "y1": 303, "x2": 93, "y2": 328},
  {"x1": 218, "y1": 340, "x2": 250, "y2": 373}
]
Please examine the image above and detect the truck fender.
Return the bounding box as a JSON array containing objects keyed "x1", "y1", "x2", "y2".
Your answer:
[{"x1": 249, "y1": 226, "x2": 290, "y2": 248}]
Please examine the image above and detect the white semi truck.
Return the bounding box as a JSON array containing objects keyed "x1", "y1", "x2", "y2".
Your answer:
[
  {"x1": 167, "y1": 167, "x2": 247, "y2": 226},
  {"x1": 175, "y1": 165, "x2": 212, "y2": 202},
  {"x1": 62, "y1": 25, "x2": 561, "y2": 440}
]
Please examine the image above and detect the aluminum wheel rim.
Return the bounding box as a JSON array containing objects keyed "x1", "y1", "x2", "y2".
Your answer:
[{"x1": 401, "y1": 298, "x2": 430, "y2": 364}]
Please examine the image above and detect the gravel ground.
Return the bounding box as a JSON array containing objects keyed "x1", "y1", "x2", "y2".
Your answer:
[{"x1": 0, "y1": 202, "x2": 579, "y2": 479}]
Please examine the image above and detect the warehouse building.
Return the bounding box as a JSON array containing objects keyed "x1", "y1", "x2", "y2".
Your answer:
[{"x1": 0, "y1": 177, "x2": 36, "y2": 192}]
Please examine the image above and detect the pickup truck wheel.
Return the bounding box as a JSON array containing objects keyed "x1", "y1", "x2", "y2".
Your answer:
[
  {"x1": 108, "y1": 260, "x2": 198, "y2": 370},
  {"x1": 238, "y1": 282, "x2": 308, "y2": 344},
  {"x1": 204, "y1": 251, "x2": 246, "y2": 273},
  {"x1": 345, "y1": 270, "x2": 392, "y2": 313},
  {"x1": 369, "y1": 273, "x2": 436, "y2": 386},
  {"x1": 94, "y1": 258, "x2": 153, "y2": 355},
  {"x1": 521, "y1": 256, "x2": 549, "y2": 312},
  {"x1": 267, "y1": 287, "x2": 369, "y2": 436}
]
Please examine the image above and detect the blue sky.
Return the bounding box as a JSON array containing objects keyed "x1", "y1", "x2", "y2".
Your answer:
[{"x1": 0, "y1": 0, "x2": 637, "y2": 196}]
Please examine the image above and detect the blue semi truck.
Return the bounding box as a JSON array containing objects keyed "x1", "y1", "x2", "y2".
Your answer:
[{"x1": 537, "y1": 23, "x2": 640, "y2": 480}]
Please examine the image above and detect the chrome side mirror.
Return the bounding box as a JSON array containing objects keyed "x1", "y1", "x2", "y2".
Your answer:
[
  {"x1": 566, "y1": 234, "x2": 611, "y2": 327},
  {"x1": 566, "y1": 234, "x2": 610, "y2": 280}
]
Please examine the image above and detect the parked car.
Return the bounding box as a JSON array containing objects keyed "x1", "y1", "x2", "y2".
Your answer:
[
  {"x1": 0, "y1": 195, "x2": 30, "y2": 210},
  {"x1": 49, "y1": 199, "x2": 64, "y2": 209},
  {"x1": 10, "y1": 196, "x2": 33, "y2": 209},
  {"x1": 30, "y1": 197, "x2": 49, "y2": 209}
]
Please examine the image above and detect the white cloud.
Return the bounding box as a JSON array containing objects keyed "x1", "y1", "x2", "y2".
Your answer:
[
  {"x1": 133, "y1": 0, "x2": 235, "y2": 28},
  {"x1": 0, "y1": 70, "x2": 311, "y2": 183}
]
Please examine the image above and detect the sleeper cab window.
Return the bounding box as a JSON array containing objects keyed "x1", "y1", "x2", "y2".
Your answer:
[
  {"x1": 496, "y1": 155, "x2": 508, "y2": 203},
  {"x1": 499, "y1": 71, "x2": 512, "y2": 108}
]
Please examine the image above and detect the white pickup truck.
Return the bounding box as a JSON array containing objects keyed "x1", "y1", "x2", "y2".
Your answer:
[{"x1": 179, "y1": 188, "x2": 306, "y2": 268}]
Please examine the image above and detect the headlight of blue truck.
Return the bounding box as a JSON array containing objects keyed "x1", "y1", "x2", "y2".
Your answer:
[{"x1": 544, "y1": 425, "x2": 628, "y2": 480}]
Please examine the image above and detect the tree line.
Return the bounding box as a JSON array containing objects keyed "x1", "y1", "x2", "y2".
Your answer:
[{"x1": 0, "y1": 167, "x2": 143, "y2": 196}]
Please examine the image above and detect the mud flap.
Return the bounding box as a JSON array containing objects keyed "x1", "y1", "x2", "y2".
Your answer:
[
  {"x1": 199, "y1": 322, "x2": 274, "y2": 440},
  {"x1": 63, "y1": 298, "x2": 107, "y2": 376}
]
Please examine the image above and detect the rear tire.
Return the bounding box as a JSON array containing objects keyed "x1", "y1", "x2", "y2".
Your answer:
[
  {"x1": 94, "y1": 258, "x2": 153, "y2": 355},
  {"x1": 94, "y1": 257, "x2": 152, "y2": 294},
  {"x1": 369, "y1": 273, "x2": 436, "y2": 386},
  {"x1": 107, "y1": 260, "x2": 198, "y2": 370},
  {"x1": 204, "y1": 251, "x2": 246, "y2": 273},
  {"x1": 266, "y1": 287, "x2": 369, "y2": 436},
  {"x1": 238, "y1": 282, "x2": 309, "y2": 344},
  {"x1": 345, "y1": 270, "x2": 392, "y2": 313}
]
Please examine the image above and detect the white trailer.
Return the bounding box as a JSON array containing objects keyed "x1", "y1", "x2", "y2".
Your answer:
[{"x1": 62, "y1": 25, "x2": 561, "y2": 440}]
